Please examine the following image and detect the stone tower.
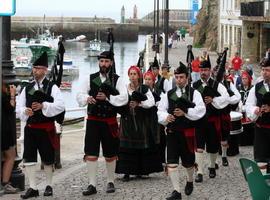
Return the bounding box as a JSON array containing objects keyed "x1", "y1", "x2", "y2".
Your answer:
[
  {"x1": 121, "y1": 5, "x2": 125, "y2": 23},
  {"x1": 133, "y1": 5, "x2": 138, "y2": 19}
]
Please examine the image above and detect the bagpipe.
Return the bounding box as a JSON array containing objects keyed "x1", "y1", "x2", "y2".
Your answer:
[
  {"x1": 32, "y1": 42, "x2": 66, "y2": 124},
  {"x1": 202, "y1": 48, "x2": 229, "y2": 98},
  {"x1": 174, "y1": 97, "x2": 195, "y2": 113},
  {"x1": 172, "y1": 45, "x2": 195, "y2": 113}
]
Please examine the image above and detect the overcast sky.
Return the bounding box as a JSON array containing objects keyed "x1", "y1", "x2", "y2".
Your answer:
[{"x1": 15, "y1": 0, "x2": 201, "y2": 22}]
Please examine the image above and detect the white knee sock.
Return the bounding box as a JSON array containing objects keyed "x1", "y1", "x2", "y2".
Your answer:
[
  {"x1": 106, "y1": 160, "x2": 116, "y2": 184},
  {"x1": 25, "y1": 165, "x2": 37, "y2": 190},
  {"x1": 168, "y1": 167, "x2": 180, "y2": 193},
  {"x1": 186, "y1": 167, "x2": 194, "y2": 182},
  {"x1": 195, "y1": 152, "x2": 204, "y2": 175},
  {"x1": 221, "y1": 145, "x2": 227, "y2": 157},
  {"x1": 44, "y1": 165, "x2": 53, "y2": 187},
  {"x1": 209, "y1": 153, "x2": 218, "y2": 168},
  {"x1": 86, "y1": 161, "x2": 98, "y2": 187}
]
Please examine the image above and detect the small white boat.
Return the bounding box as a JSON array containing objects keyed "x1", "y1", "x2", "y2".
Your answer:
[
  {"x1": 84, "y1": 39, "x2": 104, "y2": 57},
  {"x1": 66, "y1": 35, "x2": 87, "y2": 42},
  {"x1": 14, "y1": 56, "x2": 32, "y2": 76}
]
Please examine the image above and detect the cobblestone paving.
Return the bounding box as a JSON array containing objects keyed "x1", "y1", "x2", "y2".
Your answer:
[{"x1": 3, "y1": 130, "x2": 254, "y2": 200}]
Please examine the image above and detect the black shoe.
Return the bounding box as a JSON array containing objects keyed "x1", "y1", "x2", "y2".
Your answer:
[
  {"x1": 106, "y1": 182, "x2": 115, "y2": 193},
  {"x1": 55, "y1": 163, "x2": 62, "y2": 169},
  {"x1": 166, "y1": 190, "x2": 182, "y2": 200},
  {"x1": 21, "y1": 188, "x2": 39, "y2": 199},
  {"x1": 222, "y1": 157, "x2": 229, "y2": 166},
  {"x1": 43, "y1": 185, "x2": 53, "y2": 196},
  {"x1": 184, "y1": 182, "x2": 193, "y2": 196},
  {"x1": 82, "y1": 185, "x2": 97, "y2": 196},
  {"x1": 209, "y1": 168, "x2": 216, "y2": 178},
  {"x1": 122, "y1": 174, "x2": 130, "y2": 182},
  {"x1": 195, "y1": 173, "x2": 203, "y2": 183}
]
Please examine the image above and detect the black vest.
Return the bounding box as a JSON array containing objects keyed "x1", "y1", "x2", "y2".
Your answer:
[
  {"x1": 167, "y1": 86, "x2": 195, "y2": 129},
  {"x1": 237, "y1": 84, "x2": 252, "y2": 105},
  {"x1": 193, "y1": 78, "x2": 221, "y2": 116},
  {"x1": 25, "y1": 78, "x2": 55, "y2": 124},
  {"x1": 87, "y1": 72, "x2": 119, "y2": 118},
  {"x1": 255, "y1": 81, "x2": 270, "y2": 125}
]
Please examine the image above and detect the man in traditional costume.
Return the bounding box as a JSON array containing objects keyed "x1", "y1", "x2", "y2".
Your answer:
[
  {"x1": 76, "y1": 51, "x2": 128, "y2": 195},
  {"x1": 246, "y1": 58, "x2": 270, "y2": 170},
  {"x1": 158, "y1": 64, "x2": 206, "y2": 199},
  {"x1": 193, "y1": 60, "x2": 229, "y2": 183},
  {"x1": 18, "y1": 52, "x2": 65, "y2": 199}
]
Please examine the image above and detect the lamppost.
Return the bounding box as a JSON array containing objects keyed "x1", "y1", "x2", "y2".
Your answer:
[
  {"x1": 156, "y1": 0, "x2": 160, "y2": 53},
  {"x1": 1, "y1": 16, "x2": 25, "y2": 191},
  {"x1": 164, "y1": 0, "x2": 169, "y2": 65},
  {"x1": 153, "y1": 0, "x2": 156, "y2": 46}
]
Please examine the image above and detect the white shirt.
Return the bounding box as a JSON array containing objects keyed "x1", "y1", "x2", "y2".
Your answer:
[
  {"x1": 17, "y1": 78, "x2": 65, "y2": 122},
  {"x1": 76, "y1": 73, "x2": 129, "y2": 107},
  {"x1": 246, "y1": 81, "x2": 270, "y2": 121},
  {"x1": 157, "y1": 87, "x2": 206, "y2": 126},
  {"x1": 228, "y1": 82, "x2": 241, "y2": 105}
]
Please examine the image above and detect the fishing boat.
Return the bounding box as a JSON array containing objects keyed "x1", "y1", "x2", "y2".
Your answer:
[
  {"x1": 84, "y1": 38, "x2": 105, "y2": 57},
  {"x1": 14, "y1": 56, "x2": 32, "y2": 77}
]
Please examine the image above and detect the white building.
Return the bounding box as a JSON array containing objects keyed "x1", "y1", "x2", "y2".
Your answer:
[{"x1": 219, "y1": 0, "x2": 242, "y2": 58}]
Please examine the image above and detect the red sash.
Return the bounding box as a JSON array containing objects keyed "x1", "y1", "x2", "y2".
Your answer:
[
  {"x1": 27, "y1": 122, "x2": 59, "y2": 150},
  {"x1": 87, "y1": 115, "x2": 119, "y2": 138}
]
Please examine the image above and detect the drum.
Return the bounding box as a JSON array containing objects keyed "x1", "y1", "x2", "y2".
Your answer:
[
  {"x1": 227, "y1": 112, "x2": 243, "y2": 156},
  {"x1": 230, "y1": 111, "x2": 243, "y2": 135}
]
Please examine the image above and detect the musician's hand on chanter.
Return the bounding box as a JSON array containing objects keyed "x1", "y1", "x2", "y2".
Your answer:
[
  {"x1": 25, "y1": 107, "x2": 34, "y2": 116},
  {"x1": 261, "y1": 105, "x2": 270, "y2": 113},
  {"x1": 96, "y1": 92, "x2": 107, "y2": 101},
  {"x1": 173, "y1": 108, "x2": 185, "y2": 117},
  {"x1": 166, "y1": 114, "x2": 175, "y2": 123},
  {"x1": 31, "y1": 102, "x2": 43, "y2": 111},
  {"x1": 129, "y1": 101, "x2": 139, "y2": 109},
  {"x1": 204, "y1": 96, "x2": 213, "y2": 104},
  {"x1": 87, "y1": 96, "x2": 96, "y2": 104}
]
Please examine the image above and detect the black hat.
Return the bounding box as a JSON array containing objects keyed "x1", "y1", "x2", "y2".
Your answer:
[
  {"x1": 260, "y1": 58, "x2": 270, "y2": 68},
  {"x1": 33, "y1": 52, "x2": 48, "y2": 67},
  {"x1": 174, "y1": 62, "x2": 188, "y2": 75},
  {"x1": 97, "y1": 51, "x2": 113, "y2": 60},
  {"x1": 199, "y1": 60, "x2": 211, "y2": 69}
]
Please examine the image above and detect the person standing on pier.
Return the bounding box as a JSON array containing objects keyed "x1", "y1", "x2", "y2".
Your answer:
[
  {"x1": 76, "y1": 51, "x2": 128, "y2": 195},
  {"x1": 193, "y1": 60, "x2": 229, "y2": 183},
  {"x1": 246, "y1": 58, "x2": 270, "y2": 170},
  {"x1": 158, "y1": 64, "x2": 206, "y2": 199},
  {"x1": 18, "y1": 52, "x2": 65, "y2": 199}
]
